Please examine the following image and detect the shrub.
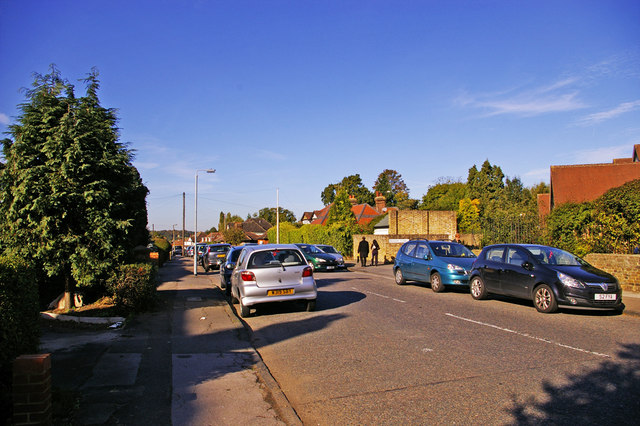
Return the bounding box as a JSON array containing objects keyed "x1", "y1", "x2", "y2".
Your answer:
[
  {"x1": 153, "y1": 237, "x2": 171, "y2": 266},
  {"x1": 0, "y1": 255, "x2": 39, "y2": 422},
  {"x1": 107, "y1": 263, "x2": 157, "y2": 313}
]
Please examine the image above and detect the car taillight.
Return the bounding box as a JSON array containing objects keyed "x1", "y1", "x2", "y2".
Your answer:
[
  {"x1": 241, "y1": 271, "x2": 256, "y2": 282},
  {"x1": 302, "y1": 266, "x2": 313, "y2": 277}
]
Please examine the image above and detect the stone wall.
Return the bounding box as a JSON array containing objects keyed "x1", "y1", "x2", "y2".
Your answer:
[
  {"x1": 584, "y1": 254, "x2": 640, "y2": 292},
  {"x1": 388, "y1": 210, "x2": 456, "y2": 238}
]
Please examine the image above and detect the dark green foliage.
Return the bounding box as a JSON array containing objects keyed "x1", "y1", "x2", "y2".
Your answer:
[
  {"x1": 267, "y1": 222, "x2": 357, "y2": 255},
  {"x1": 223, "y1": 227, "x2": 246, "y2": 245},
  {"x1": 420, "y1": 180, "x2": 467, "y2": 211},
  {"x1": 107, "y1": 263, "x2": 157, "y2": 313},
  {"x1": 0, "y1": 66, "x2": 149, "y2": 294},
  {"x1": 252, "y1": 207, "x2": 296, "y2": 224},
  {"x1": 321, "y1": 174, "x2": 374, "y2": 206},
  {"x1": 326, "y1": 190, "x2": 356, "y2": 225},
  {"x1": 373, "y1": 169, "x2": 409, "y2": 207},
  {"x1": 0, "y1": 255, "x2": 39, "y2": 419},
  {"x1": 467, "y1": 160, "x2": 505, "y2": 208},
  {"x1": 543, "y1": 202, "x2": 593, "y2": 255}
]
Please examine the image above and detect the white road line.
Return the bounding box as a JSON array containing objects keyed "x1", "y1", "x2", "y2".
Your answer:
[
  {"x1": 446, "y1": 313, "x2": 611, "y2": 358},
  {"x1": 352, "y1": 287, "x2": 406, "y2": 303}
]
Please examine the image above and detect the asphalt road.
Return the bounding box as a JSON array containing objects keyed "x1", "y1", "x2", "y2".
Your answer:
[{"x1": 238, "y1": 268, "x2": 640, "y2": 425}]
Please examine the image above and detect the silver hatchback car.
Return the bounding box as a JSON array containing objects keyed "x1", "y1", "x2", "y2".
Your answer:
[{"x1": 230, "y1": 244, "x2": 317, "y2": 317}]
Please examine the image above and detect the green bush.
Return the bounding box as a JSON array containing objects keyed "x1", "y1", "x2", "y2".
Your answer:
[
  {"x1": 153, "y1": 237, "x2": 171, "y2": 266},
  {"x1": 107, "y1": 263, "x2": 157, "y2": 313},
  {"x1": 0, "y1": 255, "x2": 39, "y2": 422},
  {"x1": 267, "y1": 222, "x2": 358, "y2": 256}
]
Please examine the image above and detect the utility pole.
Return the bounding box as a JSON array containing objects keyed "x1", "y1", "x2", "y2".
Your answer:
[{"x1": 182, "y1": 192, "x2": 185, "y2": 252}]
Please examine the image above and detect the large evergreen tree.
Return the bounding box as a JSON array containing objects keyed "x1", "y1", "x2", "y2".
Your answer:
[{"x1": 0, "y1": 66, "x2": 149, "y2": 307}]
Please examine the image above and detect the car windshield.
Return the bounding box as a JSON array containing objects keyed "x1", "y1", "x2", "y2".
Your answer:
[
  {"x1": 318, "y1": 245, "x2": 338, "y2": 254},
  {"x1": 524, "y1": 246, "x2": 584, "y2": 266},
  {"x1": 429, "y1": 242, "x2": 476, "y2": 258},
  {"x1": 299, "y1": 245, "x2": 323, "y2": 254},
  {"x1": 248, "y1": 249, "x2": 306, "y2": 268}
]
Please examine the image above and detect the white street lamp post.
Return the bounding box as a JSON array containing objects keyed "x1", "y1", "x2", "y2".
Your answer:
[{"x1": 194, "y1": 168, "x2": 216, "y2": 276}]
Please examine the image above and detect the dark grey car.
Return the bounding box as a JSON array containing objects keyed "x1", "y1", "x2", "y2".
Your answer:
[{"x1": 201, "y1": 243, "x2": 231, "y2": 272}]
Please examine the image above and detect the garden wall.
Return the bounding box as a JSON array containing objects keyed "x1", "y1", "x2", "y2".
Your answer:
[{"x1": 584, "y1": 254, "x2": 640, "y2": 292}]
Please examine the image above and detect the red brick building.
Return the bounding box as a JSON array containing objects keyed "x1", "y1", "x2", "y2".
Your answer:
[{"x1": 539, "y1": 144, "x2": 640, "y2": 216}]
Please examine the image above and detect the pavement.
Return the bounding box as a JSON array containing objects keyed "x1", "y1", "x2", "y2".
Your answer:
[{"x1": 38, "y1": 257, "x2": 640, "y2": 424}]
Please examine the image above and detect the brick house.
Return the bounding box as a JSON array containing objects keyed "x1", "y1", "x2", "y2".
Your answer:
[
  {"x1": 305, "y1": 192, "x2": 392, "y2": 226},
  {"x1": 539, "y1": 144, "x2": 640, "y2": 216}
]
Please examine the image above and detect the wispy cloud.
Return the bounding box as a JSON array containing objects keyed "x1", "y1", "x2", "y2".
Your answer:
[
  {"x1": 576, "y1": 100, "x2": 640, "y2": 126},
  {"x1": 456, "y1": 77, "x2": 588, "y2": 117},
  {"x1": 257, "y1": 149, "x2": 286, "y2": 161},
  {"x1": 570, "y1": 144, "x2": 631, "y2": 164},
  {"x1": 0, "y1": 113, "x2": 9, "y2": 125}
]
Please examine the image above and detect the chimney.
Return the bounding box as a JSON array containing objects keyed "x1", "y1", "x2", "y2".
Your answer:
[
  {"x1": 348, "y1": 194, "x2": 358, "y2": 206},
  {"x1": 375, "y1": 191, "x2": 386, "y2": 213}
]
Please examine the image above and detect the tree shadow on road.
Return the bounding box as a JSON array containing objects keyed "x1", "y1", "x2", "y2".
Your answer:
[{"x1": 508, "y1": 343, "x2": 640, "y2": 425}]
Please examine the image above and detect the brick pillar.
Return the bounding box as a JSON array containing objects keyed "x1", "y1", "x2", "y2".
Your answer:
[{"x1": 13, "y1": 354, "x2": 52, "y2": 426}]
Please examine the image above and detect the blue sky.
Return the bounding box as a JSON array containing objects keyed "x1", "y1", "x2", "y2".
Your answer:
[{"x1": 1, "y1": 0, "x2": 639, "y2": 232}]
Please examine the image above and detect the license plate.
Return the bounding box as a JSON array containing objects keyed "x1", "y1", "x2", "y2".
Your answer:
[
  {"x1": 327, "y1": 266, "x2": 335, "y2": 270},
  {"x1": 267, "y1": 288, "x2": 294, "y2": 296},
  {"x1": 594, "y1": 293, "x2": 616, "y2": 301}
]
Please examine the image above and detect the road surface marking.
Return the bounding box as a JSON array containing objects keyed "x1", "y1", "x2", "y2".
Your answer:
[
  {"x1": 446, "y1": 313, "x2": 611, "y2": 358},
  {"x1": 352, "y1": 287, "x2": 406, "y2": 303}
]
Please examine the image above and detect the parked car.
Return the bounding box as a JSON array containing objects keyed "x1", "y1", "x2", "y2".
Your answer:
[
  {"x1": 393, "y1": 240, "x2": 476, "y2": 292},
  {"x1": 229, "y1": 244, "x2": 317, "y2": 317},
  {"x1": 469, "y1": 244, "x2": 624, "y2": 313},
  {"x1": 315, "y1": 244, "x2": 347, "y2": 269},
  {"x1": 295, "y1": 243, "x2": 341, "y2": 271},
  {"x1": 172, "y1": 246, "x2": 183, "y2": 256},
  {"x1": 220, "y1": 246, "x2": 243, "y2": 295},
  {"x1": 196, "y1": 243, "x2": 208, "y2": 260},
  {"x1": 201, "y1": 243, "x2": 232, "y2": 272}
]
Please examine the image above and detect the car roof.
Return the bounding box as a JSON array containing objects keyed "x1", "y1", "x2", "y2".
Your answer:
[{"x1": 240, "y1": 243, "x2": 302, "y2": 254}]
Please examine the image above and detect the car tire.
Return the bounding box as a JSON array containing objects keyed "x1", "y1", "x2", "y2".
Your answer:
[
  {"x1": 394, "y1": 268, "x2": 406, "y2": 285},
  {"x1": 533, "y1": 284, "x2": 558, "y2": 313},
  {"x1": 240, "y1": 300, "x2": 251, "y2": 317},
  {"x1": 430, "y1": 272, "x2": 444, "y2": 293},
  {"x1": 470, "y1": 276, "x2": 487, "y2": 300},
  {"x1": 306, "y1": 299, "x2": 316, "y2": 312},
  {"x1": 230, "y1": 286, "x2": 239, "y2": 304},
  {"x1": 225, "y1": 284, "x2": 231, "y2": 297}
]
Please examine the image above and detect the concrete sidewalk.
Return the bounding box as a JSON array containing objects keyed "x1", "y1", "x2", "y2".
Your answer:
[
  {"x1": 350, "y1": 262, "x2": 640, "y2": 317},
  {"x1": 39, "y1": 257, "x2": 301, "y2": 425}
]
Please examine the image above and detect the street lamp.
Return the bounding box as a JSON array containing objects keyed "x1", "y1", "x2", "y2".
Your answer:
[{"x1": 194, "y1": 168, "x2": 216, "y2": 276}]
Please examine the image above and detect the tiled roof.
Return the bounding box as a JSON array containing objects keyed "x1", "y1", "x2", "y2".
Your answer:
[{"x1": 309, "y1": 203, "x2": 381, "y2": 226}]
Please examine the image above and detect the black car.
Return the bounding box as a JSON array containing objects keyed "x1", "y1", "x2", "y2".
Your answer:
[
  {"x1": 201, "y1": 243, "x2": 231, "y2": 272},
  {"x1": 469, "y1": 244, "x2": 624, "y2": 313},
  {"x1": 219, "y1": 246, "x2": 243, "y2": 295}
]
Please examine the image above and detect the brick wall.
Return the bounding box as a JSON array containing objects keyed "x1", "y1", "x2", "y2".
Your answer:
[
  {"x1": 584, "y1": 254, "x2": 640, "y2": 292},
  {"x1": 388, "y1": 210, "x2": 456, "y2": 237},
  {"x1": 352, "y1": 234, "x2": 449, "y2": 264},
  {"x1": 13, "y1": 354, "x2": 52, "y2": 425}
]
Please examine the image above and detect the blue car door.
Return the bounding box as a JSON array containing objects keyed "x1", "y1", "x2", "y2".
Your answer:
[
  {"x1": 480, "y1": 246, "x2": 506, "y2": 291},
  {"x1": 401, "y1": 241, "x2": 419, "y2": 280},
  {"x1": 410, "y1": 241, "x2": 430, "y2": 282}
]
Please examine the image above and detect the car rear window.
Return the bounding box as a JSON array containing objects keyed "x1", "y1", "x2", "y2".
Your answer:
[
  {"x1": 210, "y1": 245, "x2": 229, "y2": 253},
  {"x1": 248, "y1": 249, "x2": 306, "y2": 268}
]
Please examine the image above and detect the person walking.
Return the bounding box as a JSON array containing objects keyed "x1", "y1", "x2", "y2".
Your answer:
[
  {"x1": 371, "y1": 239, "x2": 380, "y2": 266},
  {"x1": 357, "y1": 237, "x2": 369, "y2": 267}
]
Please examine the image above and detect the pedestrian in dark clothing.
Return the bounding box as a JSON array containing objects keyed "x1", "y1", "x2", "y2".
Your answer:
[
  {"x1": 371, "y1": 239, "x2": 380, "y2": 266},
  {"x1": 358, "y1": 237, "x2": 369, "y2": 267}
]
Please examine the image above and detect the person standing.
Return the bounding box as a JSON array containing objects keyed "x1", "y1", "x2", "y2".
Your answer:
[
  {"x1": 357, "y1": 237, "x2": 369, "y2": 267},
  {"x1": 371, "y1": 239, "x2": 380, "y2": 266}
]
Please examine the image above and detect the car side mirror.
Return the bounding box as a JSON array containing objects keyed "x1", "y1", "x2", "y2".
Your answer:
[
  {"x1": 522, "y1": 261, "x2": 534, "y2": 271},
  {"x1": 424, "y1": 254, "x2": 431, "y2": 261}
]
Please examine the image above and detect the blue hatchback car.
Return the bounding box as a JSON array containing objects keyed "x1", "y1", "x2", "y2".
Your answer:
[{"x1": 393, "y1": 240, "x2": 476, "y2": 292}]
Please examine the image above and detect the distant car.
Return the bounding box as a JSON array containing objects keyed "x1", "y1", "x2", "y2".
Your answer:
[
  {"x1": 172, "y1": 246, "x2": 183, "y2": 256},
  {"x1": 201, "y1": 243, "x2": 232, "y2": 272},
  {"x1": 196, "y1": 243, "x2": 208, "y2": 260},
  {"x1": 295, "y1": 243, "x2": 341, "y2": 271},
  {"x1": 393, "y1": 240, "x2": 476, "y2": 292},
  {"x1": 220, "y1": 246, "x2": 243, "y2": 295},
  {"x1": 315, "y1": 244, "x2": 347, "y2": 269},
  {"x1": 469, "y1": 244, "x2": 624, "y2": 313},
  {"x1": 230, "y1": 244, "x2": 317, "y2": 317}
]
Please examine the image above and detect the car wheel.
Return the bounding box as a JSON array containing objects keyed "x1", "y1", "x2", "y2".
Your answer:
[
  {"x1": 430, "y1": 272, "x2": 444, "y2": 293},
  {"x1": 533, "y1": 284, "x2": 558, "y2": 313},
  {"x1": 240, "y1": 300, "x2": 251, "y2": 318},
  {"x1": 230, "y1": 285, "x2": 238, "y2": 304},
  {"x1": 470, "y1": 276, "x2": 487, "y2": 300},
  {"x1": 394, "y1": 268, "x2": 406, "y2": 285},
  {"x1": 225, "y1": 284, "x2": 231, "y2": 297},
  {"x1": 306, "y1": 299, "x2": 316, "y2": 312}
]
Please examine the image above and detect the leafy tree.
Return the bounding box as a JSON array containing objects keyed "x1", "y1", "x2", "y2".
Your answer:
[
  {"x1": 252, "y1": 207, "x2": 296, "y2": 224},
  {"x1": 394, "y1": 191, "x2": 419, "y2": 210},
  {"x1": 219, "y1": 211, "x2": 225, "y2": 230},
  {"x1": 543, "y1": 202, "x2": 594, "y2": 256},
  {"x1": 0, "y1": 66, "x2": 149, "y2": 308},
  {"x1": 458, "y1": 198, "x2": 481, "y2": 233},
  {"x1": 373, "y1": 169, "x2": 408, "y2": 207},
  {"x1": 223, "y1": 227, "x2": 246, "y2": 245},
  {"x1": 467, "y1": 160, "x2": 505, "y2": 207},
  {"x1": 320, "y1": 174, "x2": 374, "y2": 206},
  {"x1": 326, "y1": 190, "x2": 356, "y2": 225},
  {"x1": 420, "y1": 179, "x2": 467, "y2": 211}
]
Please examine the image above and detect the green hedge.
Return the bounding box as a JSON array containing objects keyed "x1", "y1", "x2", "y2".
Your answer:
[
  {"x1": 0, "y1": 255, "x2": 39, "y2": 421},
  {"x1": 267, "y1": 222, "x2": 360, "y2": 256},
  {"x1": 107, "y1": 263, "x2": 158, "y2": 313},
  {"x1": 153, "y1": 237, "x2": 171, "y2": 266}
]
